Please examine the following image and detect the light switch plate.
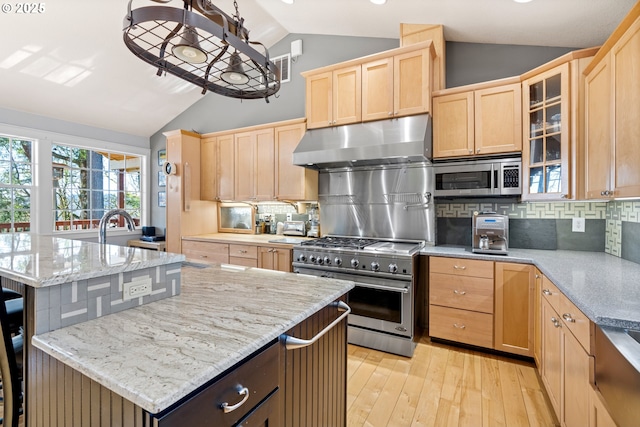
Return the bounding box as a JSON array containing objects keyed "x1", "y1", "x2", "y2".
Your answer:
[{"x1": 572, "y1": 217, "x2": 585, "y2": 233}]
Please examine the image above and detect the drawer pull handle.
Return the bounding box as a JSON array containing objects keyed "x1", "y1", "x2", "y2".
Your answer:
[
  {"x1": 453, "y1": 265, "x2": 466, "y2": 270},
  {"x1": 453, "y1": 323, "x2": 466, "y2": 329},
  {"x1": 551, "y1": 317, "x2": 561, "y2": 328},
  {"x1": 200, "y1": 255, "x2": 208, "y2": 258},
  {"x1": 238, "y1": 250, "x2": 247, "y2": 253},
  {"x1": 282, "y1": 301, "x2": 351, "y2": 350},
  {"x1": 542, "y1": 289, "x2": 551, "y2": 296},
  {"x1": 453, "y1": 289, "x2": 466, "y2": 295},
  {"x1": 221, "y1": 386, "x2": 250, "y2": 413},
  {"x1": 562, "y1": 313, "x2": 576, "y2": 323}
]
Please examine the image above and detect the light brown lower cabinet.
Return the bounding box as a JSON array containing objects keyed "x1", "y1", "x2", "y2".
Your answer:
[
  {"x1": 494, "y1": 262, "x2": 535, "y2": 356},
  {"x1": 590, "y1": 386, "x2": 618, "y2": 427},
  {"x1": 258, "y1": 246, "x2": 292, "y2": 272},
  {"x1": 181, "y1": 240, "x2": 229, "y2": 264},
  {"x1": 229, "y1": 243, "x2": 258, "y2": 267}
]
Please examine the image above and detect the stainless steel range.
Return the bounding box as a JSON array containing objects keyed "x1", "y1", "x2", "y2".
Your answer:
[{"x1": 293, "y1": 236, "x2": 424, "y2": 357}]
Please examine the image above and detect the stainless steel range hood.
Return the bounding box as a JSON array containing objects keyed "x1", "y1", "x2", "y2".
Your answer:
[{"x1": 293, "y1": 114, "x2": 432, "y2": 169}]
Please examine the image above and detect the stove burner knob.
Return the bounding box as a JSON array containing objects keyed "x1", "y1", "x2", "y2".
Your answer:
[
  {"x1": 388, "y1": 263, "x2": 398, "y2": 273},
  {"x1": 334, "y1": 257, "x2": 342, "y2": 266},
  {"x1": 350, "y1": 259, "x2": 359, "y2": 268},
  {"x1": 370, "y1": 261, "x2": 380, "y2": 272},
  {"x1": 298, "y1": 254, "x2": 307, "y2": 262},
  {"x1": 309, "y1": 255, "x2": 316, "y2": 263},
  {"x1": 323, "y1": 256, "x2": 331, "y2": 265},
  {"x1": 316, "y1": 257, "x2": 324, "y2": 265}
]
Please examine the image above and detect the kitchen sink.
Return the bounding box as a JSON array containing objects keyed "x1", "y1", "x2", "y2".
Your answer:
[
  {"x1": 267, "y1": 238, "x2": 306, "y2": 244},
  {"x1": 627, "y1": 328, "x2": 640, "y2": 345}
]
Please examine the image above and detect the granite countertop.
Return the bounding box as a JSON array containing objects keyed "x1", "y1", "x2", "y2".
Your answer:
[
  {"x1": 421, "y1": 246, "x2": 640, "y2": 330},
  {"x1": 183, "y1": 232, "x2": 314, "y2": 247},
  {"x1": 31, "y1": 262, "x2": 354, "y2": 414},
  {"x1": 0, "y1": 233, "x2": 185, "y2": 287}
]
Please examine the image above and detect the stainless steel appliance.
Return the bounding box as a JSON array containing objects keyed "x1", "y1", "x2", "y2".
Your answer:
[
  {"x1": 433, "y1": 156, "x2": 521, "y2": 197},
  {"x1": 282, "y1": 221, "x2": 306, "y2": 236},
  {"x1": 293, "y1": 236, "x2": 423, "y2": 357},
  {"x1": 472, "y1": 212, "x2": 509, "y2": 255}
]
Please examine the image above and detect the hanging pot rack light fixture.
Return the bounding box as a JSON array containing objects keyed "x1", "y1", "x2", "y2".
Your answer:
[{"x1": 123, "y1": 0, "x2": 280, "y2": 101}]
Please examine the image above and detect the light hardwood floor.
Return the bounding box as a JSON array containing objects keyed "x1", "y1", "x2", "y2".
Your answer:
[{"x1": 346, "y1": 332, "x2": 557, "y2": 427}]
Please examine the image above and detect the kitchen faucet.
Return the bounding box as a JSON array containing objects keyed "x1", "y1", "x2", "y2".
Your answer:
[{"x1": 98, "y1": 209, "x2": 136, "y2": 244}]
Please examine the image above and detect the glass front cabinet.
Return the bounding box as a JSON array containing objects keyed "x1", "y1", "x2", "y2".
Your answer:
[{"x1": 522, "y1": 63, "x2": 570, "y2": 200}]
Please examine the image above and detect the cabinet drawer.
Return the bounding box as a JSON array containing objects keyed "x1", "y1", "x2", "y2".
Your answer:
[
  {"x1": 156, "y1": 342, "x2": 280, "y2": 426},
  {"x1": 429, "y1": 272, "x2": 494, "y2": 313},
  {"x1": 430, "y1": 257, "x2": 494, "y2": 279},
  {"x1": 541, "y1": 276, "x2": 561, "y2": 314},
  {"x1": 182, "y1": 240, "x2": 229, "y2": 263},
  {"x1": 429, "y1": 305, "x2": 494, "y2": 348},
  {"x1": 560, "y1": 293, "x2": 593, "y2": 354},
  {"x1": 229, "y1": 256, "x2": 258, "y2": 268},
  {"x1": 229, "y1": 244, "x2": 258, "y2": 259}
]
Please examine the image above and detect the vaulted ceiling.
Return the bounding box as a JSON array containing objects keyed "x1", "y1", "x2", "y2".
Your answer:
[{"x1": 0, "y1": 0, "x2": 635, "y2": 137}]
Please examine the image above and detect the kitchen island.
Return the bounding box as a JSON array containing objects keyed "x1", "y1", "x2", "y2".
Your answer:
[{"x1": 28, "y1": 260, "x2": 353, "y2": 426}]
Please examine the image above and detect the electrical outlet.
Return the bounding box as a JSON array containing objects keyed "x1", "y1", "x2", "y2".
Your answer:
[
  {"x1": 572, "y1": 217, "x2": 586, "y2": 233},
  {"x1": 123, "y1": 278, "x2": 152, "y2": 300},
  {"x1": 286, "y1": 213, "x2": 292, "y2": 221}
]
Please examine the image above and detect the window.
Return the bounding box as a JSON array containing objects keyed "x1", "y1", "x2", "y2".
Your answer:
[
  {"x1": 0, "y1": 135, "x2": 33, "y2": 233},
  {"x1": 52, "y1": 145, "x2": 141, "y2": 231}
]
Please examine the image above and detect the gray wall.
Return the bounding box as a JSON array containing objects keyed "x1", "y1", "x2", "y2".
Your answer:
[
  {"x1": 445, "y1": 42, "x2": 578, "y2": 88},
  {"x1": 147, "y1": 35, "x2": 578, "y2": 229}
]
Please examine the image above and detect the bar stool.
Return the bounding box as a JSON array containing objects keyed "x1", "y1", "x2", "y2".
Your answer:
[{"x1": 0, "y1": 286, "x2": 23, "y2": 427}]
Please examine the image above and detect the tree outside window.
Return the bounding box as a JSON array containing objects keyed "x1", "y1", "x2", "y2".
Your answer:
[
  {"x1": 0, "y1": 135, "x2": 32, "y2": 233},
  {"x1": 52, "y1": 145, "x2": 141, "y2": 231}
]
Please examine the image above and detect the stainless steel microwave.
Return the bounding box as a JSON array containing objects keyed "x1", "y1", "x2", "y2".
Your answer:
[{"x1": 433, "y1": 157, "x2": 522, "y2": 197}]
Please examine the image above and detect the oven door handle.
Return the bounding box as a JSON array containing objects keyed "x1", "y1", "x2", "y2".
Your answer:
[
  {"x1": 281, "y1": 301, "x2": 351, "y2": 350},
  {"x1": 354, "y1": 281, "x2": 410, "y2": 294}
]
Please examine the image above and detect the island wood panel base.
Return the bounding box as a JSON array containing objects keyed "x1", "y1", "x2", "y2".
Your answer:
[
  {"x1": 28, "y1": 347, "x2": 146, "y2": 427},
  {"x1": 282, "y1": 296, "x2": 348, "y2": 427}
]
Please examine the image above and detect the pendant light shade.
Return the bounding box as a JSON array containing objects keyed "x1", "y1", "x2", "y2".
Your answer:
[
  {"x1": 123, "y1": 0, "x2": 281, "y2": 101},
  {"x1": 220, "y1": 51, "x2": 249, "y2": 84},
  {"x1": 172, "y1": 26, "x2": 208, "y2": 64}
]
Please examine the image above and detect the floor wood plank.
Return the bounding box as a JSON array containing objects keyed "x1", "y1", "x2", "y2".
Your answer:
[{"x1": 347, "y1": 331, "x2": 556, "y2": 427}]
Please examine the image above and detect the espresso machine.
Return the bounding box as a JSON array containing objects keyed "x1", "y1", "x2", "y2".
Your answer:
[{"x1": 472, "y1": 212, "x2": 509, "y2": 255}]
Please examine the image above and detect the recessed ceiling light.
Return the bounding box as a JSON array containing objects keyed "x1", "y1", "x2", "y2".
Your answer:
[
  {"x1": 513, "y1": 0, "x2": 534, "y2": 3},
  {"x1": 282, "y1": 0, "x2": 294, "y2": 4},
  {"x1": 370, "y1": 0, "x2": 387, "y2": 4}
]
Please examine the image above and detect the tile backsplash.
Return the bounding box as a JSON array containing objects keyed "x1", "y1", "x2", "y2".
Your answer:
[{"x1": 436, "y1": 200, "x2": 640, "y2": 264}]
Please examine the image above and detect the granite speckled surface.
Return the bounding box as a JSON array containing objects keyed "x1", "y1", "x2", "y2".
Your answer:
[
  {"x1": 32, "y1": 263, "x2": 354, "y2": 414},
  {"x1": 421, "y1": 246, "x2": 640, "y2": 329},
  {"x1": 0, "y1": 233, "x2": 185, "y2": 287}
]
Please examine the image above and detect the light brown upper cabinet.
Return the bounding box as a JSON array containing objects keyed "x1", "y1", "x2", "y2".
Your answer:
[
  {"x1": 584, "y1": 5, "x2": 640, "y2": 199},
  {"x1": 362, "y1": 48, "x2": 432, "y2": 121},
  {"x1": 305, "y1": 66, "x2": 362, "y2": 129},
  {"x1": 432, "y1": 78, "x2": 522, "y2": 158},
  {"x1": 216, "y1": 133, "x2": 235, "y2": 201},
  {"x1": 234, "y1": 128, "x2": 275, "y2": 201},
  {"x1": 400, "y1": 23, "x2": 445, "y2": 91},
  {"x1": 303, "y1": 42, "x2": 434, "y2": 130},
  {"x1": 520, "y1": 48, "x2": 597, "y2": 201},
  {"x1": 274, "y1": 121, "x2": 318, "y2": 201}
]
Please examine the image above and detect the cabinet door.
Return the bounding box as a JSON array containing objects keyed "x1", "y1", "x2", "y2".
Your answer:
[
  {"x1": 533, "y1": 269, "x2": 543, "y2": 368},
  {"x1": 217, "y1": 133, "x2": 235, "y2": 201},
  {"x1": 394, "y1": 48, "x2": 431, "y2": 117},
  {"x1": 201, "y1": 136, "x2": 218, "y2": 201},
  {"x1": 541, "y1": 297, "x2": 562, "y2": 418},
  {"x1": 562, "y1": 327, "x2": 591, "y2": 427},
  {"x1": 584, "y1": 55, "x2": 613, "y2": 199},
  {"x1": 273, "y1": 247, "x2": 291, "y2": 272},
  {"x1": 494, "y1": 263, "x2": 534, "y2": 357},
  {"x1": 254, "y1": 128, "x2": 275, "y2": 201},
  {"x1": 612, "y1": 16, "x2": 640, "y2": 198},
  {"x1": 234, "y1": 131, "x2": 255, "y2": 201},
  {"x1": 590, "y1": 386, "x2": 618, "y2": 427},
  {"x1": 362, "y1": 57, "x2": 394, "y2": 122},
  {"x1": 333, "y1": 65, "x2": 361, "y2": 126},
  {"x1": 274, "y1": 122, "x2": 318, "y2": 200},
  {"x1": 474, "y1": 83, "x2": 522, "y2": 156},
  {"x1": 257, "y1": 246, "x2": 275, "y2": 270},
  {"x1": 522, "y1": 63, "x2": 570, "y2": 200},
  {"x1": 432, "y1": 92, "x2": 475, "y2": 158},
  {"x1": 305, "y1": 71, "x2": 333, "y2": 129}
]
